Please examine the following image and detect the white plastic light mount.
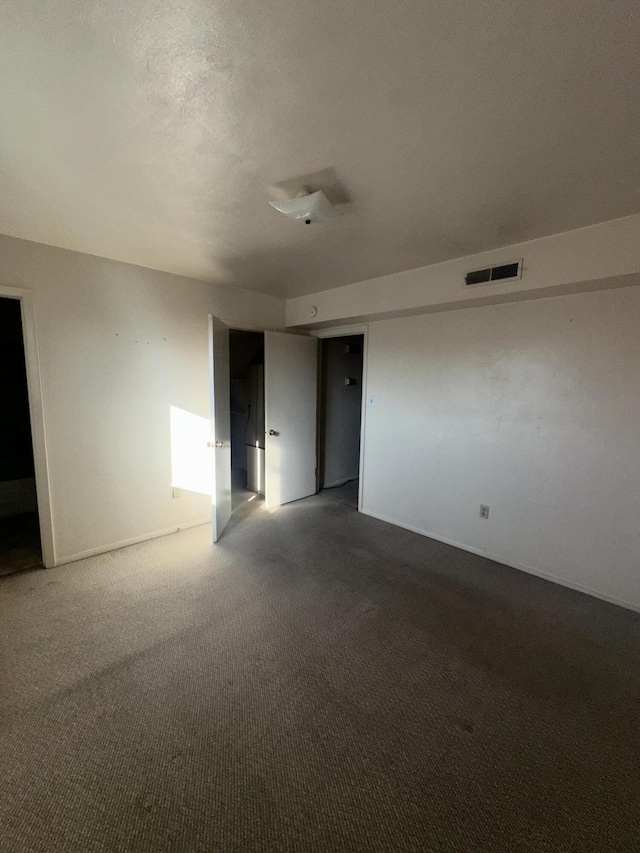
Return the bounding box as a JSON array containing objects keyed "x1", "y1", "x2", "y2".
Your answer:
[{"x1": 269, "y1": 190, "x2": 336, "y2": 224}]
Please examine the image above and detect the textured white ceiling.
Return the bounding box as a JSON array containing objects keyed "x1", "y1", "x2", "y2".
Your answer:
[{"x1": 1, "y1": 0, "x2": 640, "y2": 297}]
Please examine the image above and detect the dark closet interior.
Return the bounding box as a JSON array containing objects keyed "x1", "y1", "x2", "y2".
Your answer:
[
  {"x1": 318, "y1": 334, "x2": 364, "y2": 509},
  {"x1": 229, "y1": 329, "x2": 265, "y2": 511}
]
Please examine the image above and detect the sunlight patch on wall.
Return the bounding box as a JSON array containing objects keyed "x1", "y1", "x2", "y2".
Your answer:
[{"x1": 170, "y1": 405, "x2": 213, "y2": 496}]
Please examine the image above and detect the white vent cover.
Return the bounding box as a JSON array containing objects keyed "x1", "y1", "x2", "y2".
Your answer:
[{"x1": 465, "y1": 260, "x2": 523, "y2": 286}]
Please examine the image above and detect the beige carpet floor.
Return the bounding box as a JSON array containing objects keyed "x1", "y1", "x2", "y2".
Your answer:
[{"x1": 1, "y1": 496, "x2": 639, "y2": 852}]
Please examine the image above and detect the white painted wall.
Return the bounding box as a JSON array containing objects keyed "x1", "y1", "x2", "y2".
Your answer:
[
  {"x1": 287, "y1": 213, "x2": 640, "y2": 328},
  {"x1": 361, "y1": 287, "x2": 640, "y2": 611},
  {"x1": 0, "y1": 235, "x2": 284, "y2": 563}
]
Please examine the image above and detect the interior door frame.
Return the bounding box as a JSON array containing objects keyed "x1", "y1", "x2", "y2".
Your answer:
[
  {"x1": 0, "y1": 284, "x2": 55, "y2": 567},
  {"x1": 312, "y1": 325, "x2": 369, "y2": 512},
  {"x1": 209, "y1": 320, "x2": 277, "y2": 522}
]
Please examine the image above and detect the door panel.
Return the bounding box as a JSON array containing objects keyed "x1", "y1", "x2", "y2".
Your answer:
[
  {"x1": 209, "y1": 315, "x2": 231, "y2": 541},
  {"x1": 264, "y1": 331, "x2": 318, "y2": 509}
]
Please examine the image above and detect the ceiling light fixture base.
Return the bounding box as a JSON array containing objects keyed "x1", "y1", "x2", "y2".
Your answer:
[{"x1": 269, "y1": 190, "x2": 336, "y2": 224}]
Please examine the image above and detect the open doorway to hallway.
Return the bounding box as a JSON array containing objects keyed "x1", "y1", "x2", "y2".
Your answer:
[
  {"x1": 0, "y1": 297, "x2": 41, "y2": 576},
  {"x1": 229, "y1": 329, "x2": 265, "y2": 515},
  {"x1": 318, "y1": 334, "x2": 364, "y2": 509}
]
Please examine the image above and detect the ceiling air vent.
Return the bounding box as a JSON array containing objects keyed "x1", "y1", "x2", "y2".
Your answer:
[{"x1": 465, "y1": 259, "x2": 522, "y2": 286}]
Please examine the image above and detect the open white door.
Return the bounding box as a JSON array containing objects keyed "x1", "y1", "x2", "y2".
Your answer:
[
  {"x1": 264, "y1": 331, "x2": 318, "y2": 509},
  {"x1": 208, "y1": 315, "x2": 232, "y2": 541}
]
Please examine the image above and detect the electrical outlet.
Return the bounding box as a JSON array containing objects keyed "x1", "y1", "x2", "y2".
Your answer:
[
  {"x1": 173, "y1": 487, "x2": 183, "y2": 499},
  {"x1": 479, "y1": 504, "x2": 489, "y2": 519}
]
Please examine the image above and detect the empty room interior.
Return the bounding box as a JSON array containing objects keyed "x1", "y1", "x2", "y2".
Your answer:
[{"x1": 0, "y1": 1, "x2": 639, "y2": 850}]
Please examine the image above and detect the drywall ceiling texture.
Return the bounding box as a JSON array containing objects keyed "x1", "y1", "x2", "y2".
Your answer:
[
  {"x1": 0, "y1": 234, "x2": 283, "y2": 564},
  {"x1": 360, "y1": 287, "x2": 640, "y2": 612},
  {"x1": 1, "y1": 0, "x2": 640, "y2": 297}
]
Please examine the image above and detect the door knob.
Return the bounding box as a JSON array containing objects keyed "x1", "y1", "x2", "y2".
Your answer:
[
  {"x1": 207, "y1": 441, "x2": 224, "y2": 448},
  {"x1": 268, "y1": 429, "x2": 279, "y2": 436}
]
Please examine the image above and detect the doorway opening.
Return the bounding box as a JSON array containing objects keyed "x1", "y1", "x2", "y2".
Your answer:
[
  {"x1": 0, "y1": 297, "x2": 42, "y2": 576},
  {"x1": 209, "y1": 318, "x2": 317, "y2": 541},
  {"x1": 318, "y1": 334, "x2": 364, "y2": 509},
  {"x1": 229, "y1": 329, "x2": 265, "y2": 514}
]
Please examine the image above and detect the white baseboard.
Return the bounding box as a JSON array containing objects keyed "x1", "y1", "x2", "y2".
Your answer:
[
  {"x1": 360, "y1": 507, "x2": 640, "y2": 615},
  {"x1": 53, "y1": 518, "x2": 212, "y2": 567}
]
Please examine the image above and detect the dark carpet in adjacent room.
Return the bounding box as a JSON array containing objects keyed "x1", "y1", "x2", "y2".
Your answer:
[
  {"x1": 0, "y1": 511, "x2": 42, "y2": 577},
  {"x1": 319, "y1": 478, "x2": 359, "y2": 508},
  {"x1": 1, "y1": 496, "x2": 639, "y2": 852}
]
